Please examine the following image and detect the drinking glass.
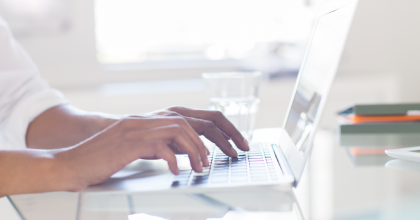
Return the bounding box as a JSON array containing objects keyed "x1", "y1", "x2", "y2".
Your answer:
[{"x1": 202, "y1": 71, "x2": 261, "y2": 141}]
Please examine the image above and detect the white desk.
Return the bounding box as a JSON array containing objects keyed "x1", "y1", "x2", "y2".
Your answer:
[
  {"x1": 9, "y1": 128, "x2": 301, "y2": 220},
  {"x1": 11, "y1": 127, "x2": 420, "y2": 220}
]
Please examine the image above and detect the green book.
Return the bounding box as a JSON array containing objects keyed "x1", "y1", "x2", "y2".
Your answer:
[
  {"x1": 339, "y1": 122, "x2": 420, "y2": 146},
  {"x1": 341, "y1": 122, "x2": 420, "y2": 134},
  {"x1": 353, "y1": 103, "x2": 420, "y2": 116}
]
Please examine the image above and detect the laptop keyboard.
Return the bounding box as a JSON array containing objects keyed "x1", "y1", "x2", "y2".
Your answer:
[{"x1": 171, "y1": 143, "x2": 283, "y2": 187}]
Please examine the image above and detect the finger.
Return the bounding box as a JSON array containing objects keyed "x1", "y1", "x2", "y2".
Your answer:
[
  {"x1": 124, "y1": 124, "x2": 203, "y2": 172},
  {"x1": 121, "y1": 116, "x2": 209, "y2": 167},
  {"x1": 153, "y1": 143, "x2": 179, "y2": 175},
  {"x1": 167, "y1": 116, "x2": 209, "y2": 167},
  {"x1": 218, "y1": 129, "x2": 231, "y2": 140},
  {"x1": 171, "y1": 141, "x2": 209, "y2": 156},
  {"x1": 126, "y1": 140, "x2": 179, "y2": 174},
  {"x1": 184, "y1": 117, "x2": 238, "y2": 157},
  {"x1": 168, "y1": 106, "x2": 250, "y2": 151}
]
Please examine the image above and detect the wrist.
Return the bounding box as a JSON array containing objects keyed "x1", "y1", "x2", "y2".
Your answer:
[
  {"x1": 27, "y1": 105, "x2": 121, "y2": 149},
  {"x1": 52, "y1": 148, "x2": 87, "y2": 192},
  {"x1": 86, "y1": 114, "x2": 119, "y2": 135},
  {"x1": 0, "y1": 149, "x2": 82, "y2": 196}
]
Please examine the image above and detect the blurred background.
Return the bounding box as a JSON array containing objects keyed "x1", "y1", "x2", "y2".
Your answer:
[{"x1": 0, "y1": 0, "x2": 419, "y2": 130}]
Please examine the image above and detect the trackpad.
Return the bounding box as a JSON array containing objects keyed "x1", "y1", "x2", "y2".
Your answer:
[
  {"x1": 85, "y1": 156, "x2": 191, "y2": 193},
  {"x1": 111, "y1": 155, "x2": 191, "y2": 178},
  {"x1": 110, "y1": 159, "x2": 170, "y2": 178}
]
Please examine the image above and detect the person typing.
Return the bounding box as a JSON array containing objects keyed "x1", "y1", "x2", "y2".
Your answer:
[{"x1": 0, "y1": 15, "x2": 249, "y2": 197}]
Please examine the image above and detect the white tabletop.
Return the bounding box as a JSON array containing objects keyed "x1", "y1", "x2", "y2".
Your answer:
[{"x1": 10, "y1": 127, "x2": 420, "y2": 220}]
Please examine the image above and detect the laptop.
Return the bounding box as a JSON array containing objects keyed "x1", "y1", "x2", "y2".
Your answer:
[
  {"x1": 0, "y1": 197, "x2": 24, "y2": 220},
  {"x1": 85, "y1": 0, "x2": 359, "y2": 194}
]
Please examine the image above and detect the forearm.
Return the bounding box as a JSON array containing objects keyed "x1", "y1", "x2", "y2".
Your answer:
[
  {"x1": 0, "y1": 149, "x2": 74, "y2": 197},
  {"x1": 26, "y1": 104, "x2": 119, "y2": 149}
]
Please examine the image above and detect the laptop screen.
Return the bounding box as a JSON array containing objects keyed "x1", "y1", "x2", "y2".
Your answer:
[{"x1": 284, "y1": 3, "x2": 355, "y2": 155}]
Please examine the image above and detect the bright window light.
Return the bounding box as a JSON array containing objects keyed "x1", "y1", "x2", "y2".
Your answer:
[
  {"x1": 0, "y1": 0, "x2": 69, "y2": 35},
  {"x1": 95, "y1": 0, "x2": 322, "y2": 66}
]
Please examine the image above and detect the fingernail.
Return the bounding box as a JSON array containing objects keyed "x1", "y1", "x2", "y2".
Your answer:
[
  {"x1": 244, "y1": 138, "x2": 250, "y2": 150},
  {"x1": 231, "y1": 148, "x2": 238, "y2": 157},
  {"x1": 203, "y1": 157, "x2": 209, "y2": 167}
]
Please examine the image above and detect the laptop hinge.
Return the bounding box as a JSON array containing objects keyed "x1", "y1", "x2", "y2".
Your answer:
[{"x1": 271, "y1": 144, "x2": 297, "y2": 186}]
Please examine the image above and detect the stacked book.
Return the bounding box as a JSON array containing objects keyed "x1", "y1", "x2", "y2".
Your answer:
[{"x1": 339, "y1": 103, "x2": 420, "y2": 147}]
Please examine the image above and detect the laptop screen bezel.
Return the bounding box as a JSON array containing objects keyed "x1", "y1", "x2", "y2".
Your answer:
[{"x1": 275, "y1": 0, "x2": 359, "y2": 185}]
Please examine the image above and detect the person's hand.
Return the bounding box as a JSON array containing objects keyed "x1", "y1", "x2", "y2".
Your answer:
[
  {"x1": 56, "y1": 107, "x2": 249, "y2": 190},
  {"x1": 143, "y1": 106, "x2": 250, "y2": 157}
]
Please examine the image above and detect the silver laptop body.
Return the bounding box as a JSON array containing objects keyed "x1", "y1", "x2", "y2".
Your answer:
[{"x1": 85, "y1": 0, "x2": 359, "y2": 195}]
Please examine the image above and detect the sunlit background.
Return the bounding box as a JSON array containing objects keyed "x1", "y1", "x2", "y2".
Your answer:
[
  {"x1": 0, "y1": 0, "x2": 70, "y2": 35},
  {"x1": 94, "y1": 0, "x2": 314, "y2": 67}
]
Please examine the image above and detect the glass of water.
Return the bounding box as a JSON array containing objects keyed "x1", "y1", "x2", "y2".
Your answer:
[{"x1": 202, "y1": 71, "x2": 262, "y2": 141}]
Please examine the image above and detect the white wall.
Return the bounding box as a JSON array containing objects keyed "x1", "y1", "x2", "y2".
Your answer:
[
  {"x1": 14, "y1": 0, "x2": 236, "y2": 89},
  {"x1": 11, "y1": 0, "x2": 420, "y2": 125},
  {"x1": 338, "y1": 0, "x2": 420, "y2": 102},
  {"x1": 14, "y1": 0, "x2": 420, "y2": 96}
]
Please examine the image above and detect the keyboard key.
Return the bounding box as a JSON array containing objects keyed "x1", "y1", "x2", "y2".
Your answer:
[
  {"x1": 191, "y1": 181, "x2": 207, "y2": 185},
  {"x1": 231, "y1": 160, "x2": 246, "y2": 163},
  {"x1": 211, "y1": 178, "x2": 228, "y2": 183},
  {"x1": 231, "y1": 170, "x2": 248, "y2": 174},
  {"x1": 249, "y1": 164, "x2": 266, "y2": 168},
  {"x1": 250, "y1": 169, "x2": 266, "y2": 173},
  {"x1": 231, "y1": 166, "x2": 247, "y2": 170},
  {"x1": 234, "y1": 160, "x2": 246, "y2": 163},
  {"x1": 214, "y1": 160, "x2": 229, "y2": 163},
  {"x1": 214, "y1": 159, "x2": 229, "y2": 162},
  {"x1": 193, "y1": 172, "x2": 209, "y2": 177},
  {"x1": 192, "y1": 176, "x2": 208, "y2": 180},
  {"x1": 214, "y1": 163, "x2": 229, "y2": 166},
  {"x1": 251, "y1": 172, "x2": 268, "y2": 176},
  {"x1": 231, "y1": 166, "x2": 248, "y2": 172},
  {"x1": 250, "y1": 171, "x2": 266, "y2": 176},
  {"x1": 231, "y1": 174, "x2": 248, "y2": 178},
  {"x1": 231, "y1": 164, "x2": 248, "y2": 170},
  {"x1": 213, "y1": 165, "x2": 229, "y2": 169},
  {"x1": 211, "y1": 173, "x2": 228, "y2": 177},
  {"x1": 213, "y1": 167, "x2": 229, "y2": 171},
  {"x1": 213, "y1": 168, "x2": 229, "y2": 171},
  {"x1": 251, "y1": 177, "x2": 269, "y2": 182},
  {"x1": 231, "y1": 177, "x2": 248, "y2": 182},
  {"x1": 232, "y1": 170, "x2": 248, "y2": 174},
  {"x1": 171, "y1": 180, "x2": 188, "y2": 187},
  {"x1": 248, "y1": 159, "x2": 265, "y2": 162}
]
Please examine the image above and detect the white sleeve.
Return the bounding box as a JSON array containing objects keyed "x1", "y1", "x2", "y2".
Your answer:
[{"x1": 0, "y1": 16, "x2": 68, "y2": 149}]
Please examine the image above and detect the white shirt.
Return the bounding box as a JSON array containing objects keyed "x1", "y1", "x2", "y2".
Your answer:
[{"x1": 0, "y1": 15, "x2": 67, "y2": 149}]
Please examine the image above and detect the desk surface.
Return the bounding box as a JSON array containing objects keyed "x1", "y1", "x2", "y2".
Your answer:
[{"x1": 10, "y1": 128, "x2": 420, "y2": 220}]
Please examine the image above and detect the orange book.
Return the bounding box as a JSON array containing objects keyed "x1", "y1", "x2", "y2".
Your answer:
[
  {"x1": 348, "y1": 147, "x2": 388, "y2": 156},
  {"x1": 350, "y1": 115, "x2": 420, "y2": 124}
]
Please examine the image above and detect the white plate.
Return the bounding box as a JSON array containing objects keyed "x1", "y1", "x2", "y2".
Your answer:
[{"x1": 385, "y1": 146, "x2": 420, "y2": 163}]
